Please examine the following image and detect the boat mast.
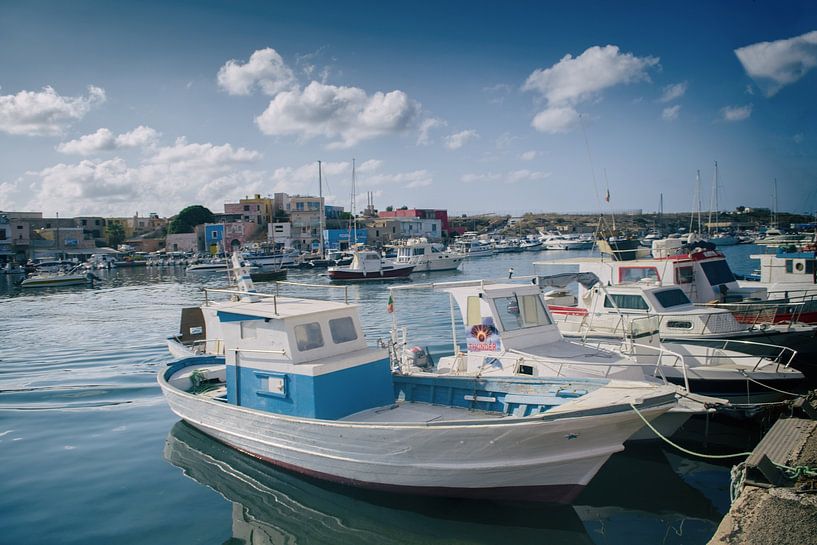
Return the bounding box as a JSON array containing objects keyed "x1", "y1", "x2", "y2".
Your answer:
[
  {"x1": 772, "y1": 178, "x2": 778, "y2": 228},
  {"x1": 351, "y1": 158, "x2": 357, "y2": 246},
  {"x1": 318, "y1": 160, "x2": 325, "y2": 257},
  {"x1": 707, "y1": 161, "x2": 718, "y2": 236}
]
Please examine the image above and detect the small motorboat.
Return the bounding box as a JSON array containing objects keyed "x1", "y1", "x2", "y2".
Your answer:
[{"x1": 327, "y1": 250, "x2": 414, "y2": 280}]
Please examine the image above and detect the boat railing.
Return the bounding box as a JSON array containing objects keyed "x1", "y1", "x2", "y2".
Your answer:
[
  {"x1": 697, "y1": 293, "x2": 816, "y2": 327},
  {"x1": 229, "y1": 347, "x2": 288, "y2": 356},
  {"x1": 172, "y1": 336, "x2": 225, "y2": 355},
  {"x1": 204, "y1": 281, "x2": 350, "y2": 307},
  {"x1": 505, "y1": 345, "x2": 678, "y2": 388},
  {"x1": 688, "y1": 338, "x2": 797, "y2": 372}
]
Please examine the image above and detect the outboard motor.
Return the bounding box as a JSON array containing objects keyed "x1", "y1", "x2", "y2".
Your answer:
[{"x1": 402, "y1": 346, "x2": 430, "y2": 369}]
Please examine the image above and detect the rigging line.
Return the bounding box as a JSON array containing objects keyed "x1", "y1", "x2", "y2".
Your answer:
[{"x1": 578, "y1": 114, "x2": 608, "y2": 232}]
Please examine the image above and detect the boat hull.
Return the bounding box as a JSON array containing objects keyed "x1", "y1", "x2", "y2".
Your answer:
[
  {"x1": 159, "y1": 367, "x2": 669, "y2": 503},
  {"x1": 328, "y1": 267, "x2": 414, "y2": 280},
  {"x1": 20, "y1": 276, "x2": 89, "y2": 288}
]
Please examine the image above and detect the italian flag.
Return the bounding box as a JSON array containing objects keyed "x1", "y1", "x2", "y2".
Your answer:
[{"x1": 387, "y1": 294, "x2": 394, "y2": 314}]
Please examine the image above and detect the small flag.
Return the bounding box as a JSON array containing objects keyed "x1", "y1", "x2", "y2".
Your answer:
[
  {"x1": 387, "y1": 294, "x2": 394, "y2": 314},
  {"x1": 605, "y1": 188, "x2": 610, "y2": 202}
]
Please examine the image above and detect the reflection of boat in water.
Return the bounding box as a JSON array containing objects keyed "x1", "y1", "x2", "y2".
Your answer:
[
  {"x1": 165, "y1": 420, "x2": 727, "y2": 545},
  {"x1": 163, "y1": 421, "x2": 595, "y2": 545}
]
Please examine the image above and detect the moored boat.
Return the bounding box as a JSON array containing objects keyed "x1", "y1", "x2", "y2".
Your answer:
[
  {"x1": 158, "y1": 264, "x2": 677, "y2": 503},
  {"x1": 327, "y1": 250, "x2": 414, "y2": 280},
  {"x1": 394, "y1": 237, "x2": 464, "y2": 272}
]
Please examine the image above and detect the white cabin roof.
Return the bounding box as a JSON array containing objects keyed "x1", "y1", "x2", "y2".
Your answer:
[{"x1": 210, "y1": 296, "x2": 359, "y2": 321}]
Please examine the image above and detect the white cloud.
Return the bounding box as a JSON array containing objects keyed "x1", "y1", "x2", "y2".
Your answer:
[
  {"x1": 461, "y1": 169, "x2": 550, "y2": 184},
  {"x1": 720, "y1": 104, "x2": 752, "y2": 122},
  {"x1": 364, "y1": 169, "x2": 433, "y2": 189},
  {"x1": 0, "y1": 85, "x2": 106, "y2": 136},
  {"x1": 255, "y1": 81, "x2": 420, "y2": 148},
  {"x1": 523, "y1": 45, "x2": 658, "y2": 133},
  {"x1": 519, "y1": 150, "x2": 538, "y2": 161},
  {"x1": 217, "y1": 48, "x2": 297, "y2": 96},
  {"x1": 531, "y1": 106, "x2": 579, "y2": 134},
  {"x1": 445, "y1": 129, "x2": 479, "y2": 150},
  {"x1": 735, "y1": 30, "x2": 817, "y2": 96},
  {"x1": 658, "y1": 81, "x2": 688, "y2": 103},
  {"x1": 57, "y1": 125, "x2": 159, "y2": 155},
  {"x1": 662, "y1": 104, "x2": 681, "y2": 121},
  {"x1": 269, "y1": 160, "x2": 349, "y2": 195},
  {"x1": 523, "y1": 45, "x2": 659, "y2": 105},
  {"x1": 357, "y1": 159, "x2": 382, "y2": 173},
  {"x1": 416, "y1": 117, "x2": 446, "y2": 145},
  {"x1": 24, "y1": 138, "x2": 265, "y2": 216}
]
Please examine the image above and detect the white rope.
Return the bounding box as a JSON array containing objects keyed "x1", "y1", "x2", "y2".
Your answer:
[{"x1": 628, "y1": 403, "x2": 752, "y2": 459}]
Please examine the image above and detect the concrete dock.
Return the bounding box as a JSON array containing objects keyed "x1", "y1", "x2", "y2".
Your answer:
[{"x1": 708, "y1": 397, "x2": 817, "y2": 545}]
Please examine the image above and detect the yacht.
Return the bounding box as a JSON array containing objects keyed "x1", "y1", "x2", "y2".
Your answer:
[
  {"x1": 449, "y1": 239, "x2": 494, "y2": 258},
  {"x1": 327, "y1": 250, "x2": 414, "y2": 280},
  {"x1": 394, "y1": 238, "x2": 464, "y2": 272}
]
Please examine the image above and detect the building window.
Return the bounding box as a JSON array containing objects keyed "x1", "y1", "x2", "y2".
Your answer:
[
  {"x1": 296, "y1": 202, "x2": 304, "y2": 211},
  {"x1": 211, "y1": 230, "x2": 219, "y2": 238},
  {"x1": 81, "y1": 219, "x2": 87, "y2": 226},
  {"x1": 0, "y1": 229, "x2": 6, "y2": 240},
  {"x1": 243, "y1": 205, "x2": 250, "y2": 211}
]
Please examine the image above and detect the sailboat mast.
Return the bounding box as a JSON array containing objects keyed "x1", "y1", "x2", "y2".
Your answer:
[
  {"x1": 351, "y1": 158, "x2": 357, "y2": 245},
  {"x1": 707, "y1": 161, "x2": 718, "y2": 236},
  {"x1": 318, "y1": 160, "x2": 325, "y2": 257}
]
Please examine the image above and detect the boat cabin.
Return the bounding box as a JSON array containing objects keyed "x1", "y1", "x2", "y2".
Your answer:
[
  {"x1": 750, "y1": 249, "x2": 816, "y2": 286},
  {"x1": 549, "y1": 250, "x2": 767, "y2": 304},
  {"x1": 548, "y1": 283, "x2": 748, "y2": 339},
  {"x1": 213, "y1": 294, "x2": 393, "y2": 419}
]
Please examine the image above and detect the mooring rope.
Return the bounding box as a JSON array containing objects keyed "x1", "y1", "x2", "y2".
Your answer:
[{"x1": 738, "y1": 370, "x2": 801, "y2": 397}]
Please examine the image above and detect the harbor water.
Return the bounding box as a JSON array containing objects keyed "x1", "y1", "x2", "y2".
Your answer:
[{"x1": 0, "y1": 246, "x2": 768, "y2": 544}]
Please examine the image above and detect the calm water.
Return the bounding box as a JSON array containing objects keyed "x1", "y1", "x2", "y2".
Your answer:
[{"x1": 0, "y1": 246, "x2": 764, "y2": 544}]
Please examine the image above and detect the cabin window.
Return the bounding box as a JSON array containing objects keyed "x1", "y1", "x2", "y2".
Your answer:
[
  {"x1": 517, "y1": 364, "x2": 534, "y2": 376},
  {"x1": 619, "y1": 267, "x2": 659, "y2": 283},
  {"x1": 675, "y1": 266, "x2": 694, "y2": 284},
  {"x1": 604, "y1": 294, "x2": 650, "y2": 311},
  {"x1": 493, "y1": 294, "x2": 551, "y2": 331},
  {"x1": 795, "y1": 261, "x2": 805, "y2": 272},
  {"x1": 666, "y1": 321, "x2": 693, "y2": 329},
  {"x1": 806, "y1": 260, "x2": 815, "y2": 274},
  {"x1": 466, "y1": 296, "x2": 482, "y2": 326},
  {"x1": 240, "y1": 321, "x2": 258, "y2": 339},
  {"x1": 699, "y1": 260, "x2": 736, "y2": 286},
  {"x1": 329, "y1": 317, "x2": 358, "y2": 344},
  {"x1": 366, "y1": 254, "x2": 379, "y2": 261},
  {"x1": 294, "y1": 322, "x2": 324, "y2": 351},
  {"x1": 654, "y1": 289, "x2": 691, "y2": 309},
  {"x1": 415, "y1": 248, "x2": 425, "y2": 256},
  {"x1": 785, "y1": 260, "x2": 793, "y2": 273}
]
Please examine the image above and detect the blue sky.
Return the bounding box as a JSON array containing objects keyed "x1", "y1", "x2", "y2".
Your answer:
[{"x1": 1, "y1": 0, "x2": 815, "y2": 218}]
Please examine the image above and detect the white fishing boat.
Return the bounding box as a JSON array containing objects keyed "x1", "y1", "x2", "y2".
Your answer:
[
  {"x1": 20, "y1": 269, "x2": 97, "y2": 288},
  {"x1": 541, "y1": 235, "x2": 594, "y2": 251},
  {"x1": 385, "y1": 278, "x2": 707, "y2": 439},
  {"x1": 449, "y1": 239, "x2": 494, "y2": 258},
  {"x1": 538, "y1": 275, "x2": 806, "y2": 406},
  {"x1": 186, "y1": 259, "x2": 229, "y2": 272},
  {"x1": 518, "y1": 239, "x2": 543, "y2": 251},
  {"x1": 394, "y1": 238, "x2": 464, "y2": 272},
  {"x1": 327, "y1": 250, "x2": 414, "y2": 280},
  {"x1": 158, "y1": 258, "x2": 677, "y2": 503}
]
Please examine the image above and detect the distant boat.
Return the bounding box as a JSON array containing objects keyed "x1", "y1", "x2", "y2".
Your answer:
[
  {"x1": 20, "y1": 270, "x2": 95, "y2": 288},
  {"x1": 394, "y1": 238, "x2": 464, "y2": 272},
  {"x1": 710, "y1": 233, "x2": 738, "y2": 246},
  {"x1": 327, "y1": 250, "x2": 414, "y2": 280}
]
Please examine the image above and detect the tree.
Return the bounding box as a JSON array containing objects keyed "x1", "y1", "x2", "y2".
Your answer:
[
  {"x1": 385, "y1": 206, "x2": 394, "y2": 212},
  {"x1": 106, "y1": 222, "x2": 126, "y2": 247},
  {"x1": 168, "y1": 205, "x2": 215, "y2": 234}
]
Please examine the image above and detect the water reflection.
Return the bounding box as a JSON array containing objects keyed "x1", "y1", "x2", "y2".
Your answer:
[{"x1": 164, "y1": 422, "x2": 726, "y2": 545}]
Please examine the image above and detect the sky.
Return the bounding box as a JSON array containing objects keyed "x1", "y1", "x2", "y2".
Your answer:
[{"x1": 1, "y1": 0, "x2": 816, "y2": 218}]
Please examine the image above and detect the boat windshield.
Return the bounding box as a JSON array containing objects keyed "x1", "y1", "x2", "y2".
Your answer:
[
  {"x1": 653, "y1": 289, "x2": 691, "y2": 309},
  {"x1": 492, "y1": 294, "x2": 552, "y2": 331},
  {"x1": 699, "y1": 260, "x2": 736, "y2": 286}
]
